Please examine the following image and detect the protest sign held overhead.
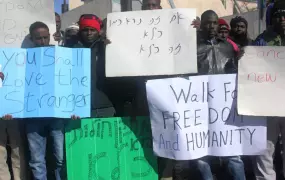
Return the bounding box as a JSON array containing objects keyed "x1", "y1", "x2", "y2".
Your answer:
[
  {"x1": 0, "y1": 47, "x2": 91, "y2": 118},
  {"x1": 238, "y1": 46, "x2": 285, "y2": 117},
  {"x1": 106, "y1": 8, "x2": 197, "y2": 77},
  {"x1": 65, "y1": 117, "x2": 158, "y2": 180},
  {"x1": 0, "y1": 0, "x2": 56, "y2": 47},
  {"x1": 146, "y1": 74, "x2": 267, "y2": 160}
]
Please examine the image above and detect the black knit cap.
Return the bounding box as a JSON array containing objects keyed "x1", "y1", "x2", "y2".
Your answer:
[
  {"x1": 230, "y1": 16, "x2": 248, "y2": 28},
  {"x1": 271, "y1": 0, "x2": 285, "y2": 17}
]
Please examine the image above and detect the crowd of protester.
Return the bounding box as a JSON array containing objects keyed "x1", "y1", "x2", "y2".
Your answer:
[{"x1": 0, "y1": 0, "x2": 284, "y2": 179}]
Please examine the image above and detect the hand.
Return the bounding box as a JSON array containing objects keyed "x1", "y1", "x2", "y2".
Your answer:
[
  {"x1": 53, "y1": 32, "x2": 61, "y2": 42},
  {"x1": 2, "y1": 114, "x2": 13, "y2": 120},
  {"x1": 237, "y1": 48, "x2": 245, "y2": 61},
  {"x1": 0, "y1": 72, "x2": 4, "y2": 81},
  {"x1": 104, "y1": 39, "x2": 111, "y2": 45},
  {"x1": 71, "y1": 115, "x2": 80, "y2": 120},
  {"x1": 191, "y1": 17, "x2": 201, "y2": 29}
]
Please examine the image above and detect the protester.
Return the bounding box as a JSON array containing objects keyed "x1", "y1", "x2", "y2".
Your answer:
[
  {"x1": 53, "y1": 12, "x2": 64, "y2": 45},
  {"x1": 218, "y1": 18, "x2": 240, "y2": 55},
  {"x1": 0, "y1": 72, "x2": 27, "y2": 180},
  {"x1": 229, "y1": 16, "x2": 252, "y2": 47},
  {"x1": 195, "y1": 10, "x2": 245, "y2": 180},
  {"x1": 26, "y1": 21, "x2": 65, "y2": 180},
  {"x1": 72, "y1": 14, "x2": 115, "y2": 117},
  {"x1": 64, "y1": 23, "x2": 79, "y2": 47},
  {"x1": 252, "y1": 1, "x2": 285, "y2": 179},
  {"x1": 142, "y1": 0, "x2": 162, "y2": 10}
]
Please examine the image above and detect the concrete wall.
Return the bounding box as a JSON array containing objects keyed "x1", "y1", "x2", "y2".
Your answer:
[
  {"x1": 61, "y1": 0, "x2": 112, "y2": 30},
  {"x1": 69, "y1": 0, "x2": 84, "y2": 10},
  {"x1": 160, "y1": 0, "x2": 234, "y2": 17}
]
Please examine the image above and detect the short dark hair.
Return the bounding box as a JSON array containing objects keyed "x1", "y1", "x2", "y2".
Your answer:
[
  {"x1": 142, "y1": 0, "x2": 161, "y2": 4},
  {"x1": 201, "y1": 10, "x2": 218, "y2": 22},
  {"x1": 230, "y1": 16, "x2": 248, "y2": 28},
  {"x1": 272, "y1": 1, "x2": 285, "y2": 17},
  {"x1": 29, "y1": 21, "x2": 49, "y2": 35}
]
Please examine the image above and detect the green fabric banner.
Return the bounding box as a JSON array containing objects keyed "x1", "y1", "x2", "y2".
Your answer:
[{"x1": 65, "y1": 117, "x2": 158, "y2": 180}]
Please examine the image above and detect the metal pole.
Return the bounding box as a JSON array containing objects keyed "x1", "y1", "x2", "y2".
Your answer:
[
  {"x1": 121, "y1": 0, "x2": 132, "y2": 11},
  {"x1": 233, "y1": 0, "x2": 242, "y2": 14},
  {"x1": 62, "y1": 0, "x2": 69, "y2": 13}
]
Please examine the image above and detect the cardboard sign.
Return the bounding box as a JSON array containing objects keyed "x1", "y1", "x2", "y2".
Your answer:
[
  {"x1": 106, "y1": 8, "x2": 197, "y2": 77},
  {"x1": 0, "y1": 0, "x2": 56, "y2": 47},
  {"x1": 0, "y1": 47, "x2": 91, "y2": 118},
  {"x1": 65, "y1": 117, "x2": 158, "y2": 180},
  {"x1": 146, "y1": 74, "x2": 267, "y2": 160},
  {"x1": 238, "y1": 46, "x2": 285, "y2": 116}
]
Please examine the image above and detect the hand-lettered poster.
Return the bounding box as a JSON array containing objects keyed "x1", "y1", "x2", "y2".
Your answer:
[
  {"x1": 238, "y1": 46, "x2": 285, "y2": 116},
  {"x1": 106, "y1": 8, "x2": 197, "y2": 77},
  {"x1": 0, "y1": 47, "x2": 91, "y2": 118},
  {"x1": 65, "y1": 117, "x2": 158, "y2": 180},
  {"x1": 0, "y1": 0, "x2": 56, "y2": 47},
  {"x1": 146, "y1": 74, "x2": 267, "y2": 160}
]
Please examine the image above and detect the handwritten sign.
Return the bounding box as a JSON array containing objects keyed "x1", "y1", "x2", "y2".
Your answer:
[
  {"x1": 0, "y1": 0, "x2": 56, "y2": 47},
  {"x1": 106, "y1": 8, "x2": 197, "y2": 77},
  {"x1": 146, "y1": 74, "x2": 267, "y2": 160},
  {"x1": 65, "y1": 117, "x2": 158, "y2": 180},
  {"x1": 0, "y1": 47, "x2": 91, "y2": 118},
  {"x1": 238, "y1": 46, "x2": 285, "y2": 116}
]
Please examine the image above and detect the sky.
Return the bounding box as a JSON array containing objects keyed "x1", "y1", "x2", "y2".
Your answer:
[{"x1": 55, "y1": 0, "x2": 69, "y2": 14}]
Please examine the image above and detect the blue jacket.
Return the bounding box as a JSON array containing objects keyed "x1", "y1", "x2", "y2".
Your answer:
[{"x1": 253, "y1": 28, "x2": 284, "y2": 46}]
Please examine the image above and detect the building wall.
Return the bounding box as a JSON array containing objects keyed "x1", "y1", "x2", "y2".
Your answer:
[
  {"x1": 69, "y1": 0, "x2": 84, "y2": 10},
  {"x1": 160, "y1": 0, "x2": 234, "y2": 17},
  {"x1": 61, "y1": 0, "x2": 112, "y2": 30}
]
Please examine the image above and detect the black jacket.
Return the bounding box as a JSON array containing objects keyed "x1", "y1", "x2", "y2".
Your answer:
[
  {"x1": 197, "y1": 35, "x2": 237, "y2": 74},
  {"x1": 74, "y1": 38, "x2": 139, "y2": 116},
  {"x1": 73, "y1": 39, "x2": 113, "y2": 111}
]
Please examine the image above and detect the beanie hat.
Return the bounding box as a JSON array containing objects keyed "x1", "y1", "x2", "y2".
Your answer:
[
  {"x1": 218, "y1": 18, "x2": 230, "y2": 31},
  {"x1": 271, "y1": 1, "x2": 285, "y2": 19},
  {"x1": 66, "y1": 23, "x2": 79, "y2": 31},
  {"x1": 79, "y1": 14, "x2": 103, "y2": 32},
  {"x1": 230, "y1": 16, "x2": 248, "y2": 28}
]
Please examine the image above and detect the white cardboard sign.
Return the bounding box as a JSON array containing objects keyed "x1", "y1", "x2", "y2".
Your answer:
[
  {"x1": 106, "y1": 8, "x2": 197, "y2": 77},
  {"x1": 146, "y1": 74, "x2": 267, "y2": 160},
  {"x1": 238, "y1": 46, "x2": 285, "y2": 117},
  {"x1": 0, "y1": 0, "x2": 56, "y2": 47}
]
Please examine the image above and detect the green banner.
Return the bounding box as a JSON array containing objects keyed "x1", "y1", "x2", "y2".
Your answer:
[{"x1": 65, "y1": 117, "x2": 158, "y2": 180}]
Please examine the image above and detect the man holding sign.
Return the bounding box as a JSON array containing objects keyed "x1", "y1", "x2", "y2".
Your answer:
[
  {"x1": 188, "y1": 10, "x2": 244, "y2": 180},
  {"x1": 252, "y1": 1, "x2": 285, "y2": 179},
  {"x1": 25, "y1": 22, "x2": 65, "y2": 180}
]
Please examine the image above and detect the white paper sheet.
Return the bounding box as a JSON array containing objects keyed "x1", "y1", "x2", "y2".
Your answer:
[
  {"x1": 0, "y1": 0, "x2": 56, "y2": 47},
  {"x1": 106, "y1": 8, "x2": 197, "y2": 77},
  {"x1": 238, "y1": 46, "x2": 285, "y2": 117},
  {"x1": 146, "y1": 74, "x2": 267, "y2": 160}
]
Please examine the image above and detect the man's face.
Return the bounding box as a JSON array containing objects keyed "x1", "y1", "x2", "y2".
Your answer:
[
  {"x1": 218, "y1": 27, "x2": 229, "y2": 39},
  {"x1": 201, "y1": 14, "x2": 218, "y2": 39},
  {"x1": 272, "y1": 10, "x2": 285, "y2": 32},
  {"x1": 231, "y1": 22, "x2": 246, "y2": 35},
  {"x1": 80, "y1": 27, "x2": 99, "y2": 44},
  {"x1": 66, "y1": 29, "x2": 79, "y2": 40},
  {"x1": 56, "y1": 15, "x2": 61, "y2": 31},
  {"x1": 142, "y1": 0, "x2": 161, "y2": 10},
  {"x1": 31, "y1": 27, "x2": 50, "y2": 47}
]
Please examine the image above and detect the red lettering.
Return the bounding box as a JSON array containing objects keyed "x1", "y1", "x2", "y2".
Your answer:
[{"x1": 247, "y1": 72, "x2": 276, "y2": 83}]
